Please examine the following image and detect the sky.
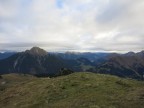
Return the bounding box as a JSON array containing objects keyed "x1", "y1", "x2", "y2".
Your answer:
[{"x1": 0, "y1": 0, "x2": 144, "y2": 52}]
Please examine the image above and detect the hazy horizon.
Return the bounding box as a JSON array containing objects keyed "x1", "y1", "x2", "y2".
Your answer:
[
  {"x1": 0, "y1": 46, "x2": 144, "y2": 54},
  {"x1": 0, "y1": 0, "x2": 144, "y2": 52}
]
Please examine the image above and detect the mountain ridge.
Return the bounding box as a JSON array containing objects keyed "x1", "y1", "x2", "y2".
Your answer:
[{"x1": 0, "y1": 47, "x2": 144, "y2": 80}]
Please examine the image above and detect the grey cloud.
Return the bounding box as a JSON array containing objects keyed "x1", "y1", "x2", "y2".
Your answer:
[
  {"x1": 0, "y1": 41, "x2": 80, "y2": 52},
  {"x1": 0, "y1": 0, "x2": 144, "y2": 52},
  {"x1": 96, "y1": 0, "x2": 126, "y2": 23}
]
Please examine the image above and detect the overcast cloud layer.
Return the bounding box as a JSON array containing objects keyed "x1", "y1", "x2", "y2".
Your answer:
[{"x1": 0, "y1": 0, "x2": 144, "y2": 52}]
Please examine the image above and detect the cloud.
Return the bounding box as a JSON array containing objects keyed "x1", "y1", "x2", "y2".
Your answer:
[{"x1": 0, "y1": 0, "x2": 144, "y2": 52}]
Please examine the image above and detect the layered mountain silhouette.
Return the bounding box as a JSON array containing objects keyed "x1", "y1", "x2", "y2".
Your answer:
[{"x1": 0, "y1": 47, "x2": 144, "y2": 80}]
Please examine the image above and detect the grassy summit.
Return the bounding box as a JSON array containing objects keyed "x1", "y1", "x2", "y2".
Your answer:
[{"x1": 0, "y1": 72, "x2": 144, "y2": 108}]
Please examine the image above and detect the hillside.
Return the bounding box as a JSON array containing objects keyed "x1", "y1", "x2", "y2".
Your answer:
[
  {"x1": 0, "y1": 47, "x2": 86, "y2": 76},
  {"x1": 96, "y1": 51, "x2": 144, "y2": 80},
  {"x1": 0, "y1": 47, "x2": 66, "y2": 75},
  {"x1": 0, "y1": 72, "x2": 144, "y2": 108}
]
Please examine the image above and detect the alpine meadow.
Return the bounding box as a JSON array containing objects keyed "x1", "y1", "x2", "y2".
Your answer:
[{"x1": 0, "y1": 0, "x2": 144, "y2": 108}]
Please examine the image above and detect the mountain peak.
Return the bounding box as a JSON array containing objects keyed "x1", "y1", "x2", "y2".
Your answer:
[
  {"x1": 125, "y1": 51, "x2": 135, "y2": 56},
  {"x1": 25, "y1": 47, "x2": 48, "y2": 56}
]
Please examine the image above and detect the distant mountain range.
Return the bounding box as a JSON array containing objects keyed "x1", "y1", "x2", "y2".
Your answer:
[
  {"x1": 0, "y1": 52, "x2": 15, "y2": 60},
  {"x1": 96, "y1": 51, "x2": 144, "y2": 80},
  {"x1": 53, "y1": 52, "x2": 109, "y2": 62},
  {"x1": 0, "y1": 47, "x2": 144, "y2": 80}
]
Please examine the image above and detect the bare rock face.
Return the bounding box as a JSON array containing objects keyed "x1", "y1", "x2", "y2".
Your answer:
[{"x1": 25, "y1": 47, "x2": 48, "y2": 56}]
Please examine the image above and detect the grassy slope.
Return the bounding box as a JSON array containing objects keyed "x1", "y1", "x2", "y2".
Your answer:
[{"x1": 0, "y1": 72, "x2": 144, "y2": 108}]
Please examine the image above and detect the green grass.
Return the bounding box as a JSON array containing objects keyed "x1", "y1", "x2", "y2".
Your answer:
[{"x1": 0, "y1": 72, "x2": 144, "y2": 108}]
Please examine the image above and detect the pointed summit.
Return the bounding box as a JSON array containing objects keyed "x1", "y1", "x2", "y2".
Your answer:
[{"x1": 25, "y1": 47, "x2": 48, "y2": 56}]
